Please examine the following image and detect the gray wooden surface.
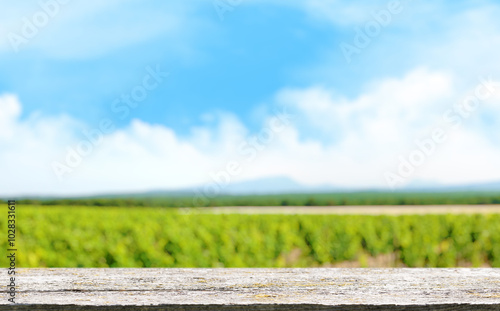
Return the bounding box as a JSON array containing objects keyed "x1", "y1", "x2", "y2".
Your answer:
[{"x1": 2, "y1": 268, "x2": 500, "y2": 310}]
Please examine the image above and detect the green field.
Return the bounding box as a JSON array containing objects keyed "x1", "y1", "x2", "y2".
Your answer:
[
  {"x1": 9, "y1": 191, "x2": 500, "y2": 207},
  {"x1": 3, "y1": 206, "x2": 500, "y2": 268}
]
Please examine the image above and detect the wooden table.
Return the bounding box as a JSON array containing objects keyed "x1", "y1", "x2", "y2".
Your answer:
[{"x1": 2, "y1": 268, "x2": 500, "y2": 310}]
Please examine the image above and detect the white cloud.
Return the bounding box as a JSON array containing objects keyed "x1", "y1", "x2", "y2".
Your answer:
[
  {"x1": 278, "y1": 68, "x2": 454, "y2": 145},
  {"x1": 1, "y1": 68, "x2": 500, "y2": 196},
  {"x1": 256, "y1": 68, "x2": 500, "y2": 188},
  {"x1": 0, "y1": 1, "x2": 202, "y2": 57},
  {"x1": 423, "y1": 127, "x2": 500, "y2": 185},
  {"x1": 0, "y1": 94, "x2": 22, "y2": 139},
  {"x1": 0, "y1": 94, "x2": 251, "y2": 196}
]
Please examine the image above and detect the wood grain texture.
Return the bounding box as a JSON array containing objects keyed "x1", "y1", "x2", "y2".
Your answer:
[{"x1": 2, "y1": 268, "x2": 500, "y2": 310}]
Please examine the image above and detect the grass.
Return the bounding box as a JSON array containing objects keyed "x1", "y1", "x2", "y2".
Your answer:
[
  {"x1": 3, "y1": 205, "x2": 499, "y2": 268},
  {"x1": 6, "y1": 191, "x2": 500, "y2": 207}
]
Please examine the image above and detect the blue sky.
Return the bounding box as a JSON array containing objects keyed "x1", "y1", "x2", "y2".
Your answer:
[{"x1": 1, "y1": 0, "x2": 500, "y2": 196}]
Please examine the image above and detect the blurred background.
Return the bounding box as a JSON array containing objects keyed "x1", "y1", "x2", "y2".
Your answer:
[{"x1": 1, "y1": 0, "x2": 500, "y2": 268}]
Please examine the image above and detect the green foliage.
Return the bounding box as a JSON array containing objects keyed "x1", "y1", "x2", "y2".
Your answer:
[
  {"x1": 15, "y1": 191, "x2": 500, "y2": 207},
  {"x1": 1, "y1": 206, "x2": 499, "y2": 268}
]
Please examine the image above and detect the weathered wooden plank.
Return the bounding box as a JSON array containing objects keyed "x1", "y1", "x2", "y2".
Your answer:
[{"x1": 2, "y1": 268, "x2": 500, "y2": 310}]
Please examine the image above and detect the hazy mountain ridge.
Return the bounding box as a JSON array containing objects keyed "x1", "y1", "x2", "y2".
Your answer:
[{"x1": 4, "y1": 177, "x2": 500, "y2": 200}]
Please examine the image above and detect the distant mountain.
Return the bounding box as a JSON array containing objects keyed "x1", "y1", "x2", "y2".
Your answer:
[
  {"x1": 220, "y1": 176, "x2": 338, "y2": 195},
  {"x1": 143, "y1": 176, "x2": 338, "y2": 196},
  {"x1": 396, "y1": 179, "x2": 446, "y2": 192},
  {"x1": 439, "y1": 181, "x2": 500, "y2": 192},
  {"x1": 5, "y1": 177, "x2": 500, "y2": 200},
  {"x1": 85, "y1": 178, "x2": 500, "y2": 198},
  {"x1": 399, "y1": 179, "x2": 500, "y2": 193}
]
